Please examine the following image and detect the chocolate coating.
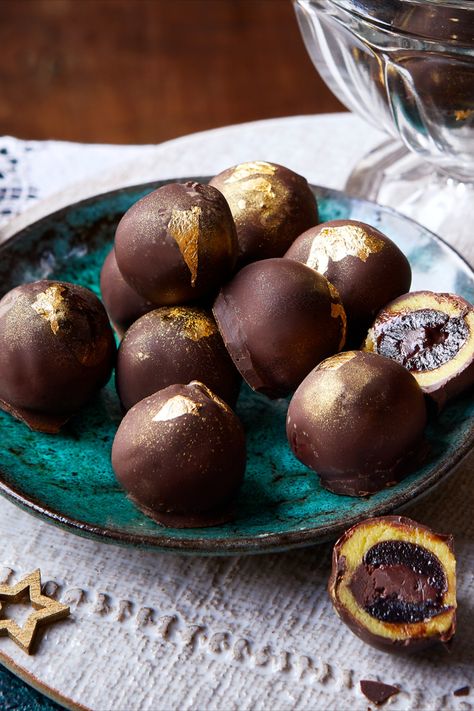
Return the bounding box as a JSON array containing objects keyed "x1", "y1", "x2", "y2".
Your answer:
[
  {"x1": 285, "y1": 219, "x2": 411, "y2": 346},
  {"x1": 116, "y1": 306, "x2": 241, "y2": 410},
  {"x1": 111, "y1": 381, "x2": 246, "y2": 528},
  {"x1": 100, "y1": 248, "x2": 155, "y2": 336},
  {"x1": 286, "y1": 351, "x2": 427, "y2": 496},
  {"x1": 115, "y1": 181, "x2": 238, "y2": 304},
  {"x1": 0, "y1": 280, "x2": 116, "y2": 432},
  {"x1": 209, "y1": 161, "x2": 318, "y2": 264},
  {"x1": 213, "y1": 258, "x2": 346, "y2": 399},
  {"x1": 329, "y1": 516, "x2": 457, "y2": 653},
  {"x1": 364, "y1": 291, "x2": 474, "y2": 409}
]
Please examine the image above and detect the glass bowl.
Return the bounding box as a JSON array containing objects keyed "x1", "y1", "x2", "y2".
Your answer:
[{"x1": 294, "y1": 0, "x2": 474, "y2": 246}]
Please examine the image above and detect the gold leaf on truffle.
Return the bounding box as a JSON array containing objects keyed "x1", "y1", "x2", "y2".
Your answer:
[
  {"x1": 153, "y1": 395, "x2": 201, "y2": 422},
  {"x1": 306, "y1": 225, "x2": 385, "y2": 275},
  {"x1": 168, "y1": 206, "x2": 201, "y2": 286},
  {"x1": 164, "y1": 307, "x2": 217, "y2": 341},
  {"x1": 31, "y1": 284, "x2": 68, "y2": 335},
  {"x1": 223, "y1": 161, "x2": 277, "y2": 184}
]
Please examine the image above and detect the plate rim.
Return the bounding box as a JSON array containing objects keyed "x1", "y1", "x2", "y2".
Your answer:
[{"x1": 0, "y1": 178, "x2": 473, "y2": 554}]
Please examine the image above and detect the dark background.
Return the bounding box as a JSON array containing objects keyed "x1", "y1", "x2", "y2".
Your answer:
[{"x1": 0, "y1": 0, "x2": 343, "y2": 144}]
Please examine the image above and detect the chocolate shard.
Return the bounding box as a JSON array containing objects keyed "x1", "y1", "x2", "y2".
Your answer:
[
  {"x1": 360, "y1": 680, "x2": 400, "y2": 706},
  {"x1": 453, "y1": 686, "x2": 470, "y2": 697}
]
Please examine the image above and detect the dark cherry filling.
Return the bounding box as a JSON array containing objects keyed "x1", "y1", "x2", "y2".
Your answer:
[
  {"x1": 350, "y1": 541, "x2": 449, "y2": 624},
  {"x1": 375, "y1": 309, "x2": 468, "y2": 372}
]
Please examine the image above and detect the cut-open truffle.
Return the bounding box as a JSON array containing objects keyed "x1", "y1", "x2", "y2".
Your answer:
[
  {"x1": 329, "y1": 516, "x2": 456, "y2": 652},
  {"x1": 364, "y1": 291, "x2": 474, "y2": 408}
]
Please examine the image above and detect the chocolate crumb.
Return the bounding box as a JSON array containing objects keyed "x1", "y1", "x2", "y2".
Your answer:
[
  {"x1": 360, "y1": 680, "x2": 400, "y2": 706},
  {"x1": 453, "y1": 686, "x2": 470, "y2": 697}
]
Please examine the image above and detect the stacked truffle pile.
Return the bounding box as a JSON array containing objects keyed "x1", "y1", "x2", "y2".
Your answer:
[
  {"x1": 1, "y1": 160, "x2": 473, "y2": 529},
  {"x1": 0, "y1": 160, "x2": 469, "y2": 656}
]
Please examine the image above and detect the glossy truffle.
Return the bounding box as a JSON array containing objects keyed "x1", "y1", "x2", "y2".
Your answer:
[
  {"x1": 329, "y1": 516, "x2": 456, "y2": 653},
  {"x1": 213, "y1": 258, "x2": 346, "y2": 399},
  {"x1": 285, "y1": 219, "x2": 411, "y2": 346},
  {"x1": 286, "y1": 351, "x2": 427, "y2": 496},
  {"x1": 100, "y1": 249, "x2": 155, "y2": 336},
  {"x1": 116, "y1": 306, "x2": 241, "y2": 410},
  {"x1": 0, "y1": 280, "x2": 116, "y2": 433},
  {"x1": 115, "y1": 181, "x2": 238, "y2": 304},
  {"x1": 209, "y1": 161, "x2": 318, "y2": 264},
  {"x1": 111, "y1": 381, "x2": 246, "y2": 528},
  {"x1": 364, "y1": 291, "x2": 474, "y2": 409}
]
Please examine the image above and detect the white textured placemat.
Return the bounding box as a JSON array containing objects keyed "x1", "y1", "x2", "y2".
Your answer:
[{"x1": 0, "y1": 115, "x2": 473, "y2": 711}]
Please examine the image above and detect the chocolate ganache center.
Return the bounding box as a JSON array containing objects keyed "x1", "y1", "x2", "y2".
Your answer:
[
  {"x1": 376, "y1": 309, "x2": 468, "y2": 372},
  {"x1": 350, "y1": 541, "x2": 449, "y2": 623}
]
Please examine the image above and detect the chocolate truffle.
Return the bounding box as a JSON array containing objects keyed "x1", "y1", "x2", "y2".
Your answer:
[
  {"x1": 116, "y1": 306, "x2": 241, "y2": 410},
  {"x1": 213, "y1": 258, "x2": 346, "y2": 399},
  {"x1": 364, "y1": 291, "x2": 474, "y2": 409},
  {"x1": 209, "y1": 161, "x2": 318, "y2": 264},
  {"x1": 329, "y1": 516, "x2": 457, "y2": 652},
  {"x1": 111, "y1": 381, "x2": 246, "y2": 528},
  {"x1": 285, "y1": 219, "x2": 411, "y2": 346},
  {"x1": 100, "y1": 249, "x2": 155, "y2": 336},
  {"x1": 0, "y1": 280, "x2": 116, "y2": 433},
  {"x1": 286, "y1": 351, "x2": 427, "y2": 496},
  {"x1": 114, "y1": 181, "x2": 238, "y2": 304}
]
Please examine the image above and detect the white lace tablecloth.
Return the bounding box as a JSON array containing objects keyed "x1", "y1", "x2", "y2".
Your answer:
[{"x1": 0, "y1": 115, "x2": 473, "y2": 711}]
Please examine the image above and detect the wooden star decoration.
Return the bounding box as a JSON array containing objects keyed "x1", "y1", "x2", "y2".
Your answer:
[{"x1": 0, "y1": 569, "x2": 70, "y2": 654}]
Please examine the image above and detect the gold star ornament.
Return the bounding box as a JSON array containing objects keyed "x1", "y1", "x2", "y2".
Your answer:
[{"x1": 0, "y1": 569, "x2": 70, "y2": 654}]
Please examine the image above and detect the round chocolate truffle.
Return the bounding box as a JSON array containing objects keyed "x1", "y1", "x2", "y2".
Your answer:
[
  {"x1": 329, "y1": 516, "x2": 456, "y2": 653},
  {"x1": 285, "y1": 219, "x2": 411, "y2": 346},
  {"x1": 116, "y1": 306, "x2": 241, "y2": 410},
  {"x1": 286, "y1": 351, "x2": 427, "y2": 496},
  {"x1": 111, "y1": 381, "x2": 246, "y2": 528},
  {"x1": 213, "y1": 258, "x2": 346, "y2": 399},
  {"x1": 0, "y1": 280, "x2": 116, "y2": 433},
  {"x1": 363, "y1": 291, "x2": 474, "y2": 409},
  {"x1": 114, "y1": 181, "x2": 238, "y2": 304},
  {"x1": 100, "y1": 249, "x2": 155, "y2": 336},
  {"x1": 209, "y1": 161, "x2": 318, "y2": 264}
]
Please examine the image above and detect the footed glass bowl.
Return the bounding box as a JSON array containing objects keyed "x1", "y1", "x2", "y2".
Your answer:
[{"x1": 294, "y1": 0, "x2": 474, "y2": 243}]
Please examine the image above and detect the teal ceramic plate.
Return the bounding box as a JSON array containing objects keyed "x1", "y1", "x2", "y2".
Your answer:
[{"x1": 0, "y1": 180, "x2": 473, "y2": 554}]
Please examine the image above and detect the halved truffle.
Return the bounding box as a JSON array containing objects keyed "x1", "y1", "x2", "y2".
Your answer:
[
  {"x1": 114, "y1": 181, "x2": 238, "y2": 304},
  {"x1": 364, "y1": 291, "x2": 474, "y2": 408},
  {"x1": 329, "y1": 516, "x2": 456, "y2": 652},
  {"x1": 100, "y1": 248, "x2": 155, "y2": 336},
  {"x1": 0, "y1": 280, "x2": 116, "y2": 433},
  {"x1": 111, "y1": 381, "x2": 246, "y2": 528},
  {"x1": 285, "y1": 219, "x2": 411, "y2": 346},
  {"x1": 213, "y1": 258, "x2": 346, "y2": 399},
  {"x1": 116, "y1": 306, "x2": 241, "y2": 410},
  {"x1": 286, "y1": 351, "x2": 427, "y2": 496},
  {"x1": 209, "y1": 161, "x2": 318, "y2": 264}
]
